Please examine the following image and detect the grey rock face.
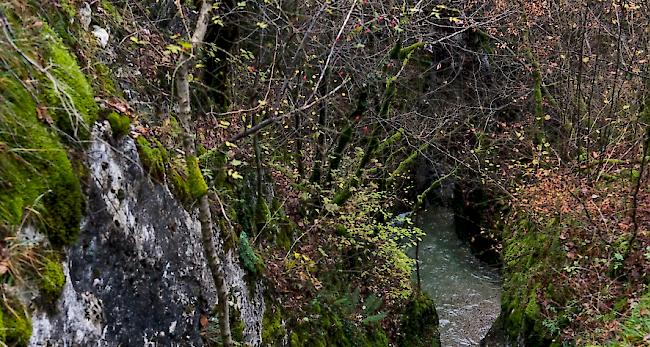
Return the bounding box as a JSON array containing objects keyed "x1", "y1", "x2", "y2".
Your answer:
[{"x1": 30, "y1": 123, "x2": 264, "y2": 346}]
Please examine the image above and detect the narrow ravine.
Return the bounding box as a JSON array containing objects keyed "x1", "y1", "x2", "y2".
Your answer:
[{"x1": 413, "y1": 207, "x2": 501, "y2": 346}]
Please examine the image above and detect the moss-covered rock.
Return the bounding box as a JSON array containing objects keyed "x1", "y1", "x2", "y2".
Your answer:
[
  {"x1": 280, "y1": 296, "x2": 390, "y2": 347},
  {"x1": 106, "y1": 112, "x2": 130, "y2": 138},
  {"x1": 43, "y1": 24, "x2": 98, "y2": 141},
  {"x1": 229, "y1": 306, "x2": 245, "y2": 343},
  {"x1": 168, "y1": 162, "x2": 192, "y2": 202},
  {"x1": 93, "y1": 63, "x2": 119, "y2": 96},
  {"x1": 255, "y1": 197, "x2": 271, "y2": 231},
  {"x1": 0, "y1": 15, "x2": 94, "y2": 246},
  {"x1": 136, "y1": 136, "x2": 167, "y2": 180},
  {"x1": 398, "y1": 292, "x2": 441, "y2": 347},
  {"x1": 39, "y1": 255, "x2": 66, "y2": 304},
  {"x1": 0, "y1": 74, "x2": 83, "y2": 245},
  {"x1": 499, "y1": 216, "x2": 563, "y2": 346}
]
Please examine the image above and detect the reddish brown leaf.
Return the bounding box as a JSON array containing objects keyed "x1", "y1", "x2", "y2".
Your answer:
[
  {"x1": 105, "y1": 98, "x2": 133, "y2": 116},
  {"x1": 199, "y1": 314, "x2": 208, "y2": 328},
  {"x1": 36, "y1": 105, "x2": 54, "y2": 125}
]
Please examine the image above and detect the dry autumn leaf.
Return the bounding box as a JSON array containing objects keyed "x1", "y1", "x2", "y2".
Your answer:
[
  {"x1": 36, "y1": 105, "x2": 54, "y2": 125},
  {"x1": 199, "y1": 314, "x2": 209, "y2": 328}
]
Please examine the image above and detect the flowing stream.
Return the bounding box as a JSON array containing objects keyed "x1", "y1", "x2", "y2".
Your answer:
[{"x1": 413, "y1": 207, "x2": 502, "y2": 346}]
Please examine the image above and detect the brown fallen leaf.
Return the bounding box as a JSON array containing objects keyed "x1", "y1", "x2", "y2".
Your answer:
[
  {"x1": 105, "y1": 98, "x2": 133, "y2": 116},
  {"x1": 36, "y1": 105, "x2": 54, "y2": 125},
  {"x1": 199, "y1": 314, "x2": 209, "y2": 328}
]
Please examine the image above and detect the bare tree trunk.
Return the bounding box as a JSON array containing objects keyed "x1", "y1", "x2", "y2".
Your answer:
[
  {"x1": 294, "y1": 112, "x2": 304, "y2": 179},
  {"x1": 175, "y1": 1, "x2": 233, "y2": 346},
  {"x1": 309, "y1": 74, "x2": 328, "y2": 184}
]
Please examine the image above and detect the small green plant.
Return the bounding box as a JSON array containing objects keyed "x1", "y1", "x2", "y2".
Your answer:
[{"x1": 239, "y1": 231, "x2": 262, "y2": 275}]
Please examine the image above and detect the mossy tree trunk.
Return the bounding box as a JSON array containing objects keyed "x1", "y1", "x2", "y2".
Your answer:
[
  {"x1": 333, "y1": 43, "x2": 422, "y2": 205},
  {"x1": 517, "y1": 1, "x2": 546, "y2": 145},
  {"x1": 175, "y1": 1, "x2": 233, "y2": 346},
  {"x1": 324, "y1": 91, "x2": 368, "y2": 186}
]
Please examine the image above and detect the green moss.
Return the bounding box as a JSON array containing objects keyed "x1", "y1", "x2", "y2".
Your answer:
[
  {"x1": 94, "y1": 63, "x2": 119, "y2": 96},
  {"x1": 0, "y1": 20, "x2": 91, "y2": 245},
  {"x1": 100, "y1": 0, "x2": 124, "y2": 25},
  {"x1": 525, "y1": 288, "x2": 540, "y2": 321},
  {"x1": 43, "y1": 25, "x2": 98, "y2": 141},
  {"x1": 106, "y1": 112, "x2": 130, "y2": 138},
  {"x1": 500, "y1": 217, "x2": 563, "y2": 345},
  {"x1": 335, "y1": 224, "x2": 349, "y2": 237},
  {"x1": 196, "y1": 143, "x2": 207, "y2": 156},
  {"x1": 41, "y1": 170, "x2": 83, "y2": 245},
  {"x1": 398, "y1": 292, "x2": 441, "y2": 347},
  {"x1": 187, "y1": 155, "x2": 208, "y2": 199},
  {"x1": 59, "y1": 0, "x2": 77, "y2": 18},
  {"x1": 284, "y1": 296, "x2": 389, "y2": 347},
  {"x1": 255, "y1": 197, "x2": 271, "y2": 230},
  {"x1": 398, "y1": 42, "x2": 425, "y2": 61},
  {"x1": 0, "y1": 74, "x2": 82, "y2": 245},
  {"x1": 39, "y1": 256, "x2": 65, "y2": 303},
  {"x1": 0, "y1": 302, "x2": 32, "y2": 346},
  {"x1": 262, "y1": 305, "x2": 286, "y2": 345},
  {"x1": 229, "y1": 307, "x2": 245, "y2": 342},
  {"x1": 276, "y1": 223, "x2": 294, "y2": 250},
  {"x1": 168, "y1": 163, "x2": 192, "y2": 202},
  {"x1": 290, "y1": 332, "x2": 300, "y2": 347},
  {"x1": 136, "y1": 136, "x2": 167, "y2": 180},
  {"x1": 0, "y1": 307, "x2": 4, "y2": 342}
]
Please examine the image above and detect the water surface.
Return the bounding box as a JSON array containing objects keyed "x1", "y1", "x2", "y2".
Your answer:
[{"x1": 413, "y1": 207, "x2": 501, "y2": 346}]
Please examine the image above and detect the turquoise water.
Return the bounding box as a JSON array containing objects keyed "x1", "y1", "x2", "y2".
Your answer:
[{"x1": 413, "y1": 207, "x2": 501, "y2": 346}]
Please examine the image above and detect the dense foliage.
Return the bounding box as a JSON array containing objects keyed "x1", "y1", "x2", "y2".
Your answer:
[{"x1": 0, "y1": 0, "x2": 647, "y2": 345}]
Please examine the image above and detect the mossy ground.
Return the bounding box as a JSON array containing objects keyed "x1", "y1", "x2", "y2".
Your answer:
[{"x1": 499, "y1": 166, "x2": 650, "y2": 345}]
